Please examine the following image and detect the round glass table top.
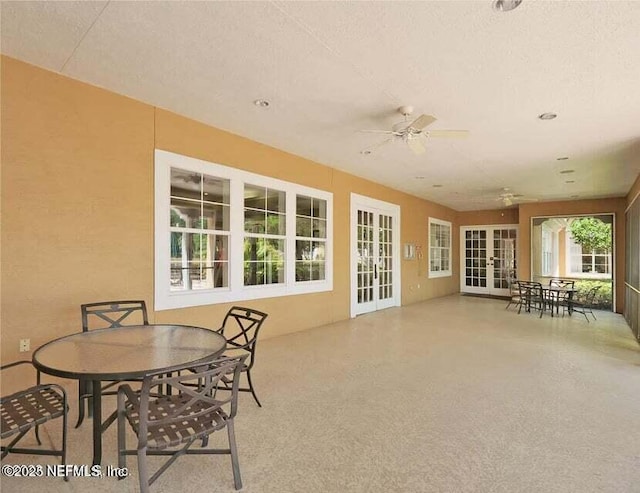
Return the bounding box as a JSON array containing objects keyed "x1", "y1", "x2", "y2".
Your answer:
[{"x1": 33, "y1": 324, "x2": 226, "y2": 380}]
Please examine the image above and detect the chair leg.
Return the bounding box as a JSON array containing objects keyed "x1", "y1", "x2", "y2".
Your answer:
[
  {"x1": 117, "y1": 407, "x2": 127, "y2": 473},
  {"x1": 246, "y1": 370, "x2": 261, "y2": 407},
  {"x1": 227, "y1": 420, "x2": 242, "y2": 490},
  {"x1": 62, "y1": 394, "x2": 69, "y2": 482},
  {"x1": 76, "y1": 380, "x2": 87, "y2": 428},
  {"x1": 138, "y1": 447, "x2": 150, "y2": 493}
]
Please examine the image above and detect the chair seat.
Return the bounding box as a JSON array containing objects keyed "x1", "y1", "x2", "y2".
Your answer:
[
  {"x1": 1, "y1": 386, "x2": 66, "y2": 439},
  {"x1": 124, "y1": 394, "x2": 230, "y2": 450}
]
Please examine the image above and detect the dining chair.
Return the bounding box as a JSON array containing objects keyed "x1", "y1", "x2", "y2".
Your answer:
[
  {"x1": 1, "y1": 361, "x2": 68, "y2": 480},
  {"x1": 76, "y1": 300, "x2": 149, "y2": 428},
  {"x1": 546, "y1": 279, "x2": 576, "y2": 313},
  {"x1": 215, "y1": 307, "x2": 268, "y2": 407},
  {"x1": 549, "y1": 279, "x2": 575, "y2": 289},
  {"x1": 563, "y1": 285, "x2": 601, "y2": 322},
  {"x1": 517, "y1": 281, "x2": 545, "y2": 317},
  {"x1": 505, "y1": 280, "x2": 523, "y2": 311},
  {"x1": 117, "y1": 354, "x2": 247, "y2": 493}
]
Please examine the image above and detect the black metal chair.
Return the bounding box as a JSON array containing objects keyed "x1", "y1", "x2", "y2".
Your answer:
[
  {"x1": 1, "y1": 361, "x2": 68, "y2": 480},
  {"x1": 517, "y1": 281, "x2": 545, "y2": 318},
  {"x1": 216, "y1": 307, "x2": 268, "y2": 407},
  {"x1": 549, "y1": 279, "x2": 575, "y2": 289},
  {"x1": 76, "y1": 300, "x2": 149, "y2": 428},
  {"x1": 563, "y1": 285, "x2": 601, "y2": 322},
  {"x1": 505, "y1": 280, "x2": 523, "y2": 311},
  {"x1": 117, "y1": 354, "x2": 247, "y2": 493}
]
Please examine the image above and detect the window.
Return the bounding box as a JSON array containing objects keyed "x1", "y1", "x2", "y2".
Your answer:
[
  {"x1": 567, "y1": 232, "x2": 611, "y2": 277},
  {"x1": 428, "y1": 218, "x2": 452, "y2": 278},
  {"x1": 541, "y1": 228, "x2": 556, "y2": 276},
  {"x1": 155, "y1": 150, "x2": 333, "y2": 310},
  {"x1": 295, "y1": 195, "x2": 327, "y2": 281}
]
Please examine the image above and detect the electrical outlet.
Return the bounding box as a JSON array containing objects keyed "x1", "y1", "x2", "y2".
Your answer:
[{"x1": 19, "y1": 338, "x2": 30, "y2": 352}]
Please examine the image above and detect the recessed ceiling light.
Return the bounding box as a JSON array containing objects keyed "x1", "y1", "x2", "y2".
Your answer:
[
  {"x1": 565, "y1": 180, "x2": 575, "y2": 184},
  {"x1": 557, "y1": 157, "x2": 569, "y2": 161},
  {"x1": 560, "y1": 169, "x2": 574, "y2": 174},
  {"x1": 492, "y1": 0, "x2": 523, "y2": 12},
  {"x1": 254, "y1": 99, "x2": 270, "y2": 108},
  {"x1": 432, "y1": 184, "x2": 443, "y2": 188},
  {"x1": 538, "y1": 112, "x2": 557, "y2": 120}
]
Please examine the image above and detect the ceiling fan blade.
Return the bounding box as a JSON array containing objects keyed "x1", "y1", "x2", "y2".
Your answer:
[
  {"x1": 408, "y1": 114, "x2": 436, "y2": 131},
  {"x1": 358, "y1": 129, "x2": 398, "y2": 134},
  {"x1": 361, "y1": 138, "x2": 393, "y2": 154},
  {"x1": 426, "y1": 130, "x2": 469, "y2": 138},
  {"x1": 407, "y1": 137, "x2": 426, "y2": 155}
]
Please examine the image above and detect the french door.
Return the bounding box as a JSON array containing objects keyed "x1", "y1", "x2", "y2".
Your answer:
[
  {"x1": 350, "y1": 194, "x2": 401, "y2": 317},
  {"x1": 460, "y1": 225, "x2": 518, "y2": 296}
]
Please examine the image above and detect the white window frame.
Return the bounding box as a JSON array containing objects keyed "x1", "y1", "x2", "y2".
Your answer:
[
  {"x1": 564, "y1": 230, "x2": 611, "y2": 279},
  {"x1": 155, "y1": 150, "x2": 333, "y2": 310},
  {"x1": 428, "y1": 217, "x2": 452, "y2": 278}
]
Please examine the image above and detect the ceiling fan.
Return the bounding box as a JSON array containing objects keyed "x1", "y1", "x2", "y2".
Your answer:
[
  {"x1": 360, "y1": 105, "x2": 469, "y2": 155},
  {"x1": 496, "y1": 188, "x2": 538, "y2": 206}
]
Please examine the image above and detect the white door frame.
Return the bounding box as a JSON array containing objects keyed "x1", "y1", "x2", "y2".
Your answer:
[
  {"x1": 350, "y1": 193, "x2": 401, "y2": 318},
  {"x1": 460, "y1": 224, "x2": 519, "y2": 295}
]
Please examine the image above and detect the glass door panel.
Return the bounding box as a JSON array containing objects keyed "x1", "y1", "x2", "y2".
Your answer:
[
  {"x1": 352, "y1": 202, "x2": 399, "y2": 316},
  {"x1": 461, "y1": 226, "x2": 517, "y2": 296}
]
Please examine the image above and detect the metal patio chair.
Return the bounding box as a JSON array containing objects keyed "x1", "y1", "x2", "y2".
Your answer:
[
  {"x1": 505, "y1": 280, "x2": 523, "y2": 311},
  {"x1": 215, "y1": 307, "x2": 268, "y2": 407},
  {"x1": 563, "y1": 285, "x2": 601, "y2": 322},
  {"x1": 76, "y1": 300, "x2": 149, "y2": 428},
  {"x1": 117, "y1": 354, "x2": 247, "y2": 493},
  {"x1": 517, "y1": 281, "x2": 545, "y2": 318},
  {"x1": 1, "y1": 361, "x2": 68, "y2": 480}
]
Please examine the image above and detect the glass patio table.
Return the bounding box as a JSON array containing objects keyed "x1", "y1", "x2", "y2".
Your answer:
[{"x1": 32, "y1": 324, "x2": 226, "y2": 465}]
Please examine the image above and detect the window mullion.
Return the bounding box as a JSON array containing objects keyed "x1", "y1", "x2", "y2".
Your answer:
[
  {"x1": 230, "y1": 179, "x2": 245, "y2": 292},
  {"x1": 286, "y1": 190, "x2": 296, "y2": 286}
]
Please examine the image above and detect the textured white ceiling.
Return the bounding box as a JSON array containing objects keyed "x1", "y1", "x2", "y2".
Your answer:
[{"x1": 2, "y1": 1, "x2": 639, "y2": 210}]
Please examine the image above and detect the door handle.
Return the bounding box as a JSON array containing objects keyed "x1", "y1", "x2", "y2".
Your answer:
[{"x1": 374, "y1": 264, "x2": 378, "y2": 279}]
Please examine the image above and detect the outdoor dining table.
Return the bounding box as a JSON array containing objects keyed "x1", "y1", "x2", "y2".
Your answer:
[
  {"x1": 32, "y1": 324, "x2": 227, "y2": 465},
  {"x1": 543, "y1": 286, "x2": 577, "y2": 317}
]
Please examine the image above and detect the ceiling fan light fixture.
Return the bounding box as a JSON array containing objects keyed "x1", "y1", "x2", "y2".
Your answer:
[
  {"x1": 538, "y1": 112, "x2": 557, "y2": 120},
  {"x1": 492, "y1": 0, "x2": 523, "y2": 11}
]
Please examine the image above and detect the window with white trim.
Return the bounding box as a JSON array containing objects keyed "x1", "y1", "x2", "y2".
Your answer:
[
  {"x1": 428, "y1": 218, "x2": 452, "y2": 278},
  {"x1": 541, "y1": 228, "x2": 555, "y2": 276},
  {"x1": 566, "y1": 232, "x2": 611, "y2": 277},
  {"x1": 155, "y1": 150, "x2": 333, "y2": 310}
]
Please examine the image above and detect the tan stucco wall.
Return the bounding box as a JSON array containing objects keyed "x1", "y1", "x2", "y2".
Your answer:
[
  {"x1": 457, "y1": 208, "x2": 519, "y2": 226},
  {"x1": 1, "y1": 57, "x2": 460, "y2": 362},
  {"x1": 518, "y1": 199, "x2": 627, "y2": 313}
]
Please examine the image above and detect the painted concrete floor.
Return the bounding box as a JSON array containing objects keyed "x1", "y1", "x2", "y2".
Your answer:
[{"x1": 2, "y1": 295, "x2": 639, "y2": 493}]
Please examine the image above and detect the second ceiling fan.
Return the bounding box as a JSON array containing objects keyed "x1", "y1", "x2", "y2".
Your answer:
[{"x1": 360, "y1": 105, "x2": 469, "y2": 155}]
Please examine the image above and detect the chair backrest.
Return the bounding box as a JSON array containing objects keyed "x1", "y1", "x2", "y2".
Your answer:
[
  {"x1": 136, "y1": 354, "x2": 247, "y2": 447},
  {"x1": 518, "y1": 281, "x2": 543, "y2": 299},
  {"x1": 219, "y1": 307, "x2": 268, "y2": 369},
  {"x1": 81, "y1": 300, "x2": 148, "y2": 332},
  {"x1": 549, "y1": 279, "x2": 575, "y2": 289},
  {"x1": 583, "y1": 286, "x2": 602, "y2": 305}
]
